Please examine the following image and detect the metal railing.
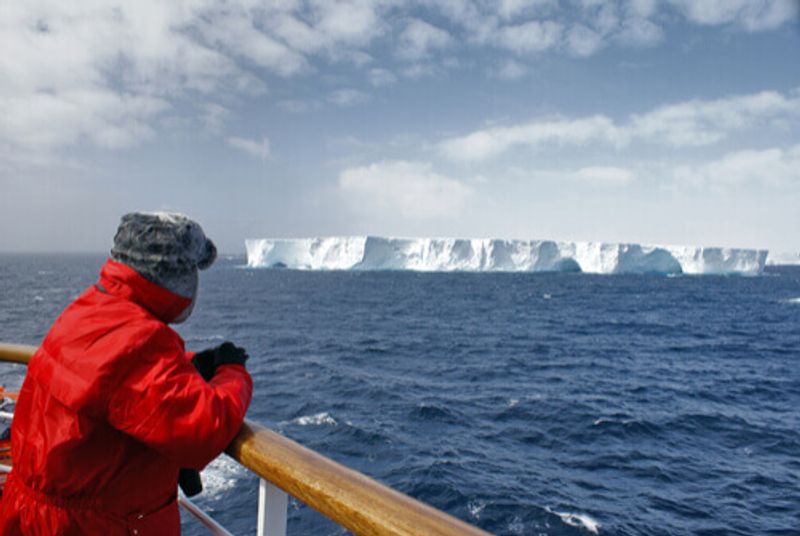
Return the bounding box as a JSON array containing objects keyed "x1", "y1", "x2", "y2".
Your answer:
[{"x1": 0, "y1": 343, "x2": 490, "y2": 536}]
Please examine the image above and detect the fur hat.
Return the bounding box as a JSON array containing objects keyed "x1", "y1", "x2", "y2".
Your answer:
[{"x1": 110, "y1": 212, "x2": 216, "y2": 298}]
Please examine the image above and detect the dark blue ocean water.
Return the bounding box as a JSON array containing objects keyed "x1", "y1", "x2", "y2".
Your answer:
[{"x1": 1, "y1": 254, "x2": 799, "y2": 535}]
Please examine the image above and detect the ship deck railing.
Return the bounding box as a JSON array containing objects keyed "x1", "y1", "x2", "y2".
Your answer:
[{"x1": 0, "y1": 342, "x2": 490, "y2": 536}]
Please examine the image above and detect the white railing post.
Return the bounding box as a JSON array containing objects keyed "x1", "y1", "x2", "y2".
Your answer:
[{"x1": 257, "y1": 478, "x2": 288, "y2": 536}]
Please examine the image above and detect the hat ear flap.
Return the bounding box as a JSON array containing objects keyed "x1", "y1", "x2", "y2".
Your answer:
[{"x1": 197, "y1": 239, "x2": 217, "y2": 270}]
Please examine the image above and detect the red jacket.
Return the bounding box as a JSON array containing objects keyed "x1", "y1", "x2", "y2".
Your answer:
[{"x1": 0, "y1": 260, "x2": 253, "y2": 535}]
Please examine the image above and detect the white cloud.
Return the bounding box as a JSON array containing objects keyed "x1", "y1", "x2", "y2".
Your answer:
[
  {"x1": 491, "y1": 59, "x2": 528, "y2": 80},
  {"x1": 668, "y1": 0, "x2": 799, "y2": 32},
  {"x1": 616, "y1": 17, "x2": 663, "y2": 46},
  {"x1": 227, "y1": 136, "x2": 270, "y2": 160},
  {"x1": 573, "y1": 166, "x2": 635, "y2": 186},
  {"x1": 673, "y1": 144, "x2": 800, "y2": 189},
  {"x1": 278, "y1": 99, "x2": 323, "y2": 113},
  {"x1": 627, "y1": 0, "x2": 658, "y2": 18},
  {"x1": 197, "y1": 11, "x2": 308, "y2": 77},
  {"x1": 368, "y1": 67, "x2": 398, "y2": 87},
  {"x1": 440, "y1": 115, "x2": 624, "y2": 161},
  {"x1": 584, "y1": 2, "x2": 620, "y2": 34},
  {"x1": 266, "y1": 0, "x2": 386, "y2": 54},
  {"x1": 496, "y1": 20, "x2": 564, "y2": 53},
  {"x1": 310, "y1": 0, "x2": 386, "y2": 47},
  {"x1": 0, "y1": 1, "x2": 265, "y2": 157},
  {"x1": 397, "y1": 19, "x2": 453, "y2": 61},
  {"x1": 0, "y1": 88, "x2": 168, "y2": 150},
  {"x1": 497, "y1": 0, "x2": 558, "y2": 20},
  {"x1": 417, "y1": 0, "x2": 782, "y2": 58},
  {"x1": 630, "y1": 90, "x2": 800, "y2": 147},
  {"x1": 484, "y1": 0, "x2": 667, "y2": 57},
  {"x1": 566, "y1": 24, "x2": 605, "y2": 56},
  {"x1": 328, "y1": 88, "x2": 370, "y2": 107},
  {"x1": 440, "y1": 89, "x2": 800, "y2": 161},
  {"x1": 267, "y1": 12, "x2": 326, "y2": 55},
  {"x1": 0, "y1": 0, "x2": 391, "y2": 160},
  {"x1": 199, "y1": 103, "x2": 231, "y2": 135},
  {"x1": 401, "y1": 63, "x2": 438, "y2": 79},
  {"x1": 509, "y1": 164, "x2": 635, "y2": 187},
  {"x1": 2, "y1": 0, "x2": 797, "y2": 167},
  {"x1": 339, "y1": 160, "x2": 473, "y2": 219}
]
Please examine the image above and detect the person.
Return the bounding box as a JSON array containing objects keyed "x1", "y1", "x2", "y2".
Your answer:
[{"x1": 0, "y1": 212, "x2": 253, "y2": 535}]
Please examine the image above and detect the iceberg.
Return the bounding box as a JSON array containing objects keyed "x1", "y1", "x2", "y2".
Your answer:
[
  {"x1": 245, "y1": 237, "x2": 768, "y2": 275},
  {"x1": 766, "y1": 251, "x2": 800, "y2": 266}
]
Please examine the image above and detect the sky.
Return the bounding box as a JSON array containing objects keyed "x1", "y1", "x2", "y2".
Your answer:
[{"x1": 1, "y1": 0, "x2": 799, "y2": 254}]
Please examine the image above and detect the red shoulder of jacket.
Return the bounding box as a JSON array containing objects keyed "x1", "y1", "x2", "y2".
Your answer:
[{"x1": 30, "y1": 285, "x2": 185, "y2": 415}]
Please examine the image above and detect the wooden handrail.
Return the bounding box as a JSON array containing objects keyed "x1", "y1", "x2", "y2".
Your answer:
[
  {"x1": 228, "y1": 421, "x2": 488, "y2": 536},
  {"x1": 0, "y1": 343, "x2": 36, "y2": 365},
  {"x1": 0, "y1": 343, "x2": 490, "y2": 536}
]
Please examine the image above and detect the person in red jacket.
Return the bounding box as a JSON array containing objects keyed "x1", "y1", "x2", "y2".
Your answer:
[{"x1": 0, "y1": 212, "x2": 253, "y2": 535}]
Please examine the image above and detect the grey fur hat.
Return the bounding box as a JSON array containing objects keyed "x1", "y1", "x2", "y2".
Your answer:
[{"x1": 110, "y1": 212, "x2": 217, "y2": 298}]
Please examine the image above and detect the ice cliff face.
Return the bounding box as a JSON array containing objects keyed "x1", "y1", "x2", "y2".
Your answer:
[
  {"x1": 245, "y1": 237, "x2": 768, "y2": 275},
  {"x1": 766, "y1": 252, "x2": 800, "y2": 266}
]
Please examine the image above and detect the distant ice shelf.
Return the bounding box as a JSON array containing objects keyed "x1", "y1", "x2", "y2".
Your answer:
[
  {"x1": 766, "y1": 251, "x2": 800, "y2": 266},
  {"x1": 245, "y1": 237, "x2": 768, "y2": 275}
]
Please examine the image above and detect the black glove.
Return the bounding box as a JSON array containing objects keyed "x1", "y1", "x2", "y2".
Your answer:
[
  {"x1": 178, "y1": 468, "x2": 203, "y2": 497},
  {"x1": 192, "y1": 342, "x2": 248, "y2": 381},
  {"x1": 213, "y1": 341, "x2": 249, "y2": 368}
]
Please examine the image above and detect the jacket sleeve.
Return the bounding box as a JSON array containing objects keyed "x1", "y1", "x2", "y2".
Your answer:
[{"x1": 106, "y1": 324, "x2": 253, "y2": 469}]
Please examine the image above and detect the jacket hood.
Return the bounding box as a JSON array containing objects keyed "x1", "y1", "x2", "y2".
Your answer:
[{"x1": 98, "y1": 259, "x2": 193, "y2": 323}]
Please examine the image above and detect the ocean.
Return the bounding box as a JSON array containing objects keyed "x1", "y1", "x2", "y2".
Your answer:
[{"x1": 1, "y1": 254, "x2": 798, "y2": 535}]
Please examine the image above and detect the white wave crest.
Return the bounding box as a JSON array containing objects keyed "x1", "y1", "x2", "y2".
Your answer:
[
  {"x1": 467, "y1": 499, "x2": 486, "y2": 519},
  {"x1": 200, "y1": 456, "x2": 247, "y2": 500},
  {"x1": 547, "y1": 507, "x2": 601, "y2": 534},
  {"x1": 291, "y1": 412, "x2": 338, "y2": 426}
]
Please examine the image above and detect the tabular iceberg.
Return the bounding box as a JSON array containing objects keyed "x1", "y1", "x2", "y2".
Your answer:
[
  {"x1": 245, "y1": 237, "x2": 768, "y2": 275},
  {"x1": 766, "y1": 252, "x2": 800, "y2": 266}
]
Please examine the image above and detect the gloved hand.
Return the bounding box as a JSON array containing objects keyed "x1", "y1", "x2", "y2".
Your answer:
[
  {"x1": 213, "y1": 341, "x2": 249, "y2": 368},
  {"x1": 191, "y1": 341, "x2": 248, "y2": 381}
]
